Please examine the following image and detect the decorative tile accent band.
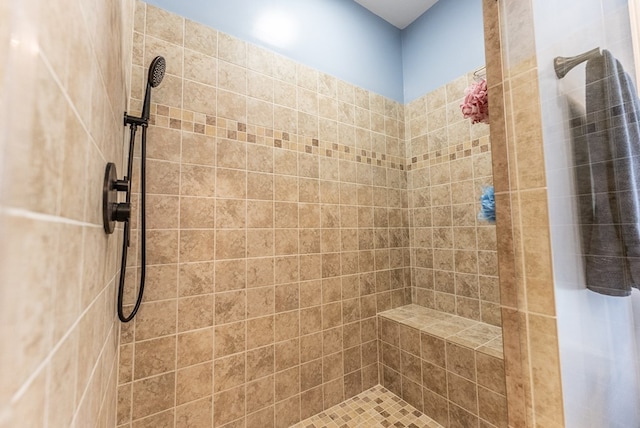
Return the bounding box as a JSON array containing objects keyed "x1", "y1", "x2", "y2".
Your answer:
[
  {"x1": 144, "y1": 102, "x2": 490, "y2": 172},
  {"x1": 408, "y1": 136, "x2": 491, "y2": 170},
  {"x1": 141, "y1": 103, "x2": 409, "y2": 171}
]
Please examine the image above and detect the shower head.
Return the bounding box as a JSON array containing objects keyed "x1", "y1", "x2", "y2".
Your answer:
[
  {"x1": 141, "y1": 56, "x2": 166, "y2": 122},
  {"x1": 148, "y1": 56, "x2": 166, "y2": 88}
]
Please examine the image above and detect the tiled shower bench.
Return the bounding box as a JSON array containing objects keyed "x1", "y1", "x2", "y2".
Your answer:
[{"x1": 377, "y1": 304, "x2": 508, "y2": 428}]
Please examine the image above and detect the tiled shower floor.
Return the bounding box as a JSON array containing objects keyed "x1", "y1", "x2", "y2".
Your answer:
[{"x1": 291, "y1": 385, "x2": 443, "y2": 428}]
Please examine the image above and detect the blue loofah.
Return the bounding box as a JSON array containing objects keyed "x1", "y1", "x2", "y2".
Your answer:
[{"x1": 478, "y1": 185, "x2": 495, "y2": 223}]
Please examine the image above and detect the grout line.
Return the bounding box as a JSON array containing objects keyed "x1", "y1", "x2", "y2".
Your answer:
[
  {"x1": 172, "y1": 16, "x2": 186, "y2": 427},
  {"x1": 0, "y1": 207, "x2": 103, "y2": 229},
  {"x1": 207, "y1": 19, "x2": 219, "y2": 428}
]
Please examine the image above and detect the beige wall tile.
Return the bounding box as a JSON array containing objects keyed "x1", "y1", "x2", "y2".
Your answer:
[
  {"x1": 274, "y1": 395, "x2": 300, "y2": 428},
  {"x1": 247, "y1": 315, "x2": 275, "y2": 350},
  {"x1": 182, "y1": 131, "x2": 216, "y2": 166},
  {"x1": 216, "y1": 199, "x2": 246, "y2": 229},
  {"x1": 246, "y1": 375, "x2": 275, "y2": 414},
  {"x1": 247, "y1": 258, "x2": 275, "y2": 288},
  {"x1": 446, "y1": 342, "x2": 476, "y2": 381},
  {"x1": 181, "y1": 164, "x2": 216, "y2": 197},
  {"x1": 134, "y1": 336, "x2": 176, "y2": 379},
  {"x1": 218, "y1": 33, "x2": 247, "y2": 66},
  {"x1": 215, "y1": 321, "x2": 246, "y2": 358},
  {"x1": 179, "y1": 262, "x2": 215, "y2": 296},
  {"x1": 178, "y1": 295, "x2": 214, "y2": 331},
  {"x1": 135, "y1": 300, "x2": 177, "y2": 341},
  {"x1": 184, "y1": 80, "x2": 217, "y2": 115},
  {"x1": 275, "y1": 366, "x2": 300, "y2": 403},
  {"x1": 215, "y1": 290, "x2": 246, "y2": 324},
  {"x1": 247, "y1": 345, "x2": 275, "y2": 381},
  {"x1": 146, "y1": 4, "x2": 183, "y2": 44},
  {"x1": 213, "y1": 385, "x2": 245, "y2": 426},
  {"x1": 132, "y1": 409, "x2": 175, "y2": 428},
  {"x1": 131, "y1": 372, "x2": 176, "y2": 420},
  {"x1": 247, "y1": 406, "x2": 275, "y2": 428},
  {"x1": 176, "y1": 362, "x2": 212, "y2": 405},
  {"x1": 213, "y1": 260, "x2": 247, "y2": 292},
  {"x1": 176, "y1": 397, "x2": 213, "y2": 428},
  {"x1": 179, "y1": 229, "x2": 215, "y2": 262},
  {"x1": 478, "y1": 386, "x2": 508, "y2": 427},
  {"x1": 177, "y1": 328, "x2": 213, "y2": 368},
  {"x1": 214, "y1": 353, "x2": 246, "y2": 393},
  {"x1": 185, "y1": 19, "x2": 217, "y2": 56},
  {"x1": 246, "y1": 229, "x2": 274, "y2": 258},
  {"x1": 184, "y1": 49, "x2": 216, "y2": 86},
  {"x1": 215, "y1": 229, "x2": 246, "y2": 260},
  {"x1": 217, "y1": 89, "x2": 247, "y2": 122},
  {"x1": 180, "y1": 197, "x2": 215, "y2": 229}
]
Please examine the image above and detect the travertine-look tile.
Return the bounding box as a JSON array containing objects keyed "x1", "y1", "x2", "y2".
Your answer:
[
  {"x1": 176, "y1": 362, "x2": 212, "y2": 405},
  {"x1": 131, "y1": 372, "x2": 176, "y2": 420},
  {"x1": 177, "y1": 328, "x2": 213, "y2": 368},
  {"x1": 134, "y1": 336, "x2": 176, "y2": 379},
  {"x1": 176, "y1": 397, "x2": 213, "y2": 428}
]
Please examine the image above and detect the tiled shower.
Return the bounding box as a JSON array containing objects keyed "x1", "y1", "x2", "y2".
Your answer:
[
  {"x1": 118, "y1": 3, "x2": 410, "y2": 426},
  {"x1": 3, "y1": 0, "x2": 639, "y2": 427},
  {"x1": 112, "y1": 2, "x2": 503, "y2": 427}
]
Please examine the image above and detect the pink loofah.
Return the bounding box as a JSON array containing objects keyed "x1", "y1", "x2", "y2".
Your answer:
[{"x1": 460, "y1": 79, "x2": 489, "y2": 124}]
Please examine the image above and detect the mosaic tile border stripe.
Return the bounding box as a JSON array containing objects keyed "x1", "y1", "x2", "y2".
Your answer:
[
  {"x1": 146, "y1": 103, "x2": 408, "y2": 171},
  {"x1": 143, "y1": 103, "x2": 490, "y2": 172},
  {"x1": 408, "y1": 136, "x2": 491, "y2": 170}
]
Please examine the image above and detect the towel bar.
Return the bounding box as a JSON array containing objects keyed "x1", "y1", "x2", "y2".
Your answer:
[{"x1": 554, "y1": 47, "x2": 601, "y2": 79}]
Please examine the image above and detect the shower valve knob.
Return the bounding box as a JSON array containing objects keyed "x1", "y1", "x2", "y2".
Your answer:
[
  {"x1": 112, "y1": 203, "x2": 131, "y2": 222},
  {"x1": 114, "y1": 179, "x2": 129, "y2": 192}
]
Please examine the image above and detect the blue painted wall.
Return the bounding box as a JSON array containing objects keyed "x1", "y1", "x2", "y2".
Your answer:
[
  {"x1": 402, "y1": 0, "x2": 485, "y2": 102},
  {"x1": 144, "y1": 0, "x2": 404, "y2": 102},
  {"x1": 143, "y1": 0, "x2": 485, "y2": 103}
]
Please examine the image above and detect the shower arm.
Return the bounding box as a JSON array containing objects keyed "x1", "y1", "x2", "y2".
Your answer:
[{"x1": 554, "y1": 47, "x2": 601, "y2": 79}]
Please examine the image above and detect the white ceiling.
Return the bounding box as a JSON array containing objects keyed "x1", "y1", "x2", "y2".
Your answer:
[{"x1": 354, "y1": 0, "x2": 439, "y2": 29}]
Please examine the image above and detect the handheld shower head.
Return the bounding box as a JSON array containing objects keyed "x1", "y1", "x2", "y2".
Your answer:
[
  {"x1": 114, "y1": 55, "x2": 167, "y2": 322},
  {"x1": 141, "y1": 56, "x2": 166, "y2": 122},
  {"x1": 148, "y1": 56, "x2": 166, "y2": 88}
]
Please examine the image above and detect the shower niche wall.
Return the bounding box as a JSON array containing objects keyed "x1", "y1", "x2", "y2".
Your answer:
[{"x1": 116, "y1": 2, "x2": 505, "y2": 427}]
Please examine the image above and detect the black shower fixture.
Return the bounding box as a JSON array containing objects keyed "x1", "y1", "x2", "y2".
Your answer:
[{"x1": 103, "y1": 56, "x2": 166, "y2": 323}]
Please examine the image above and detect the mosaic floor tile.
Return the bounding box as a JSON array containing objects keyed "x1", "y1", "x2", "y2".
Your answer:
[{"x1": 290, "y1": 385, "x2": 443, "y2": 428}]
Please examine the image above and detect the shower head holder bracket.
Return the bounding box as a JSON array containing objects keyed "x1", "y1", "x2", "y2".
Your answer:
[{"x1": 124, "y1": 112, "x2": 148, "y2": 127}]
